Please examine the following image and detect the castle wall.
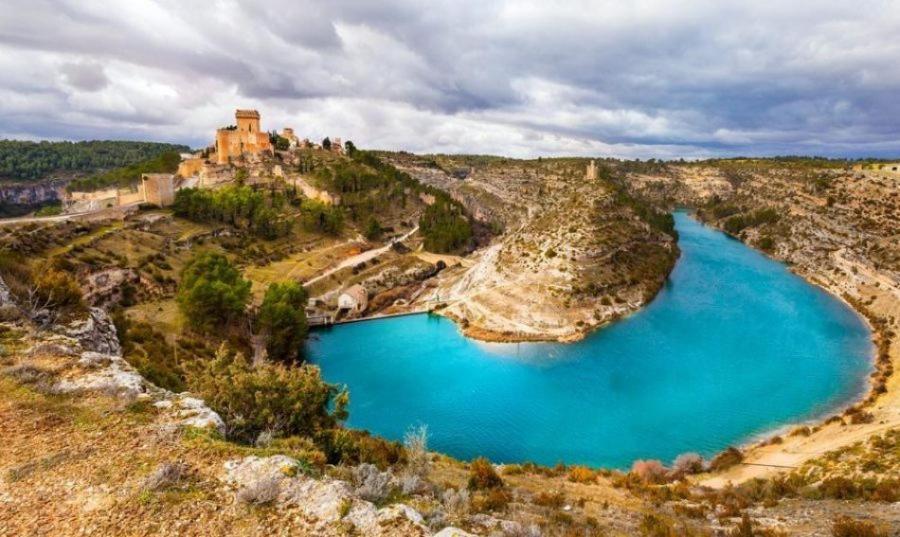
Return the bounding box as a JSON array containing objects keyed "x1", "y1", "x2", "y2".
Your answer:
[{"x1": 141, "y1": 174, "x2": 175, "y2": 207}]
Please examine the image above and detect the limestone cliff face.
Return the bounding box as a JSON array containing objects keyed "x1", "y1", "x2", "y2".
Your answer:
[{"x1": 0, "y1": 180, "x2": 65, "y2": 205}]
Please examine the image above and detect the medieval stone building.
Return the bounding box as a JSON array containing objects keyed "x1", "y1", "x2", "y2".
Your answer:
[
  {"x1": 215, "y1": 109, "x2": 273, "y2": 164},
  {"x1": 585, "y1": 160, "x2": 598, "y2": 181}
]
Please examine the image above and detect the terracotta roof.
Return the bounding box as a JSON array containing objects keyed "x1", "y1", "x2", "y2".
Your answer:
[{"x1": 235, "y1": 109, "x2": 260, "y2": 119}]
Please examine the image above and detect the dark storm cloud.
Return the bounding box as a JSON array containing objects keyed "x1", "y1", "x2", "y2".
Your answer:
[{"x1": 0, "y1": 0, "x2": 898, "y2": 157}]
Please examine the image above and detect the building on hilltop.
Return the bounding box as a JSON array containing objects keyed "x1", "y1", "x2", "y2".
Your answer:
[
  {"x1": 281, "y1": 127, "x2": 300, "y2": 148},
  {"x1": 585, "y1": 160, "x2": 598, "y2": 181},
  {"x1": 214, "y1": 109, "x2": 273, "y2": 164}
]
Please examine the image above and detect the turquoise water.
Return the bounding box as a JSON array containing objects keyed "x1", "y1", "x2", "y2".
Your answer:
[{"x1": 308, "y1": 212, "x2": 872, "y2": 468}]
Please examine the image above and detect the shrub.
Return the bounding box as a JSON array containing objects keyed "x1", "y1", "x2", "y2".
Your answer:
[
  {"x1": 631, "y1": 459, "x2": 668, "y2": 484},
  {"x1": 142, "y1": 461, "x2": 190, "y2": 492},
  {"x1": 34, "y1": 268, "x2": 86, "y2": 317},
  {"x1": 709, "y1": 447, "x2": 743, "y2": 472},
  {"x1": 640, "y1": 514, "x2": 677, "y2": 537},
  {"x1": 470, "y1": 488, "x2": 511, "y2": 513},
  {"x1": 258, "y1": 281, "x2": 308, "y2": 363},
  {"x1": 364, "y1": 216, "x2": 383, "y2": 241},
  {"x1": 567, "y1": 466, "x2": 596, "y2": 483},
  {"x1": 403, "y1": 425, "x2": 430, "y2": 479},
  {"x1": 176, "y1": 252, "x2": 250, "y2": 332},
  {"x1": 832, "y1": 516, "x2": 888, "y2": 537},
  {"x1": 468, "y1": 457, "x2": 503, "y2": 490},
  {"x1": 318, "y1": 428, "x2": 403, "y2": 469},
  {"x1": 300, "y1": 199, "x2": 343, "y2": 235},
  {"x1": 671, "y1": 453, "x2": 704, "y2": 476},
  {"x1": 186, "y1": 345, "x2": 347, "y2": 443}
]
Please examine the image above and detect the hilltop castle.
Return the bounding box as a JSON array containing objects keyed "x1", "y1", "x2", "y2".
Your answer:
[{"x1": 214, "y1": 109, "x2": 273, "y2": 164}]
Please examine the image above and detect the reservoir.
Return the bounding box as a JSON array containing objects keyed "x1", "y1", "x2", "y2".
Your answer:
[{"x1": 308, "y1": 212, "x2": 872, "y2": 468}]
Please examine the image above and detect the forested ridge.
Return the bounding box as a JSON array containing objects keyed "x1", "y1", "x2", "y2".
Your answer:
[{"x1": 0, "y1": 140, "x2": 189, "y2": 182}]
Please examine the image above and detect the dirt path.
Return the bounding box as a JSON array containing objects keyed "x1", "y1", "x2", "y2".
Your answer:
[{"x1": 302, "y1": 226, "x2": 418, "y2": 288}]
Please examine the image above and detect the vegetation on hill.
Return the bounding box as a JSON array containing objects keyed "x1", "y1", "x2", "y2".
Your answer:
[
  {"x1": 173, "y1": 185, "x2": 295, "y2": 239},
  {"x1": 0, "y1": 140, "x2": 188, "y2": 182},
  {"x1": 66, "y1": 150, "x2": 182, "y2": 192},
  {"x1": 176, "y1": 252, "x2": 251, "y2": 332},
  {"x1": 349, "y1": 151, "x2": 475, "y2": 252},
  {"x1": 186, "y1": 345, "x2": 347, "y2": 444},
  {"x1": 258, "y1": 281, "x2": 309, "y2": 363}
]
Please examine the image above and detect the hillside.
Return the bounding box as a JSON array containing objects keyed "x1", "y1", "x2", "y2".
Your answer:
[
  {"x1": 0, "y1": 140, "x2": 190, "y2": 183},
  {"x1": 0, "y1": 150, "x2": 897, "y2": 535},
  {"x1": 389, "y1": 154, "x2": 678, "y2": 341}
]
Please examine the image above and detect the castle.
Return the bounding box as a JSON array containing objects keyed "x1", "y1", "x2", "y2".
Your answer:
[
  {"x1": 585, "y1": 160, "x2": 598, "y2": 181},
  {"x1": 214, "y1": 109, "x2": 273, "y2": 164}
]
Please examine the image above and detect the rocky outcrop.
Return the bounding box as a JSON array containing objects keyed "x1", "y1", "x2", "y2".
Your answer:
[
  {"x1": 223, "y1": 455, "x2": 429, "y2": 536},
  {"x1": 0, "y1": 180, "x2": 64, "y2": 205},
  {"x1": 10, "y1": 306, "x2": 226, "y2": 435}
]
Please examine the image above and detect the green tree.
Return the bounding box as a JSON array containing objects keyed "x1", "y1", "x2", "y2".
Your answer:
[
  {"x1": 363, "y1": 216, "x2": 382, "y2": 241},
  {"x1": 259, "y1": 281, "x2": 309, "y2": 363},
  {"x1": 186, "y1": 345, "x2": 348, "y2": 443},
  {"x1": 322, "y1": 137, "x2": 332, "y2": 151},
  {"x1": 176, "y1": 252, "x2": 250, "y2": 332},
  {"x1": 300, "y1": 199, "x2": 343, "y2": 235}
]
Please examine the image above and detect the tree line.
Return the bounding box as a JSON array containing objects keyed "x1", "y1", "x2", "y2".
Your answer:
[{"x1": 0, "y1": 140, "x2": 188, "y2": 182}]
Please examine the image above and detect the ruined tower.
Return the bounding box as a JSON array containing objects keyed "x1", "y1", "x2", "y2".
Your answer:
[{"x1": 585, "y1": 159, "x2": 598, "y2": 181}]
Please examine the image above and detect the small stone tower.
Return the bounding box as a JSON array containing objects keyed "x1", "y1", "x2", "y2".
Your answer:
[{"x1": 585, "y1": 159, "x2": 598, "y2": 181}]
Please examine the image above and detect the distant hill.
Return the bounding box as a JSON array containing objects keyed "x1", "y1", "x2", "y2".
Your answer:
[{"x1": 0, "y1": 140, "x2": 190, "y2": 183}]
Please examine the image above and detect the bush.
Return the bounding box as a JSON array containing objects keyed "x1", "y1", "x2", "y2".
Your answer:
[
  {"x1": 176, "y1": 252, "x2": 250, "y2": 332},
  {"x1": 403, "y1": 425, "x2": 430, "y2": 479},
  {"x1": 300, "y1": 199, "x2": 343, "y2": 235},
  {"x1": 317, "y1": 428, "x2": 403, "y2": 469},
  {"x1": 631, "y1": 459, "x2": 668, "y2": 484},
  {"x1": 709, "y1": 447, "x2": 744, "y2": 472},
  {"x1": 671, "y1": 453, "x2": 704, "y2": 476},
  {"x1": 258, "y1": 281, "x2": 308, "y2": 363},
  {"x1": 470, "y1": 488, "x2": 511, "y2": 513},
  {"x1": 832, "y1": 516, "x2": 888, "y2": 537},
  {"x1": 364, "y1": 216, "x2": 383, "y2": 241},
  {"x1": 186, "y1": 345, "x2": 347, "y2": 443},
  {"x1": 419, "y1": 200, "x2": 473, "y2": 253},
  {"x1": 567, "y1": 466, "x2": 596, "y2": 483},
  {"x1": 34, "y1": 268, "x2": 86, "y2": 316},
  {"x1": 468, "y1": 457, "x2": 503, "y2": 490}
]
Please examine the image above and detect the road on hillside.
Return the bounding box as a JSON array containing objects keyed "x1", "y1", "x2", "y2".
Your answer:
[{"x1": 303, "y1": 226, "x2": 419, "y2": 288}]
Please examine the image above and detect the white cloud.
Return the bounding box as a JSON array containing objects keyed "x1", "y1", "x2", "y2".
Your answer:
[{"x1": 0, "y1": 0, "x2": 898, "y2": 157}]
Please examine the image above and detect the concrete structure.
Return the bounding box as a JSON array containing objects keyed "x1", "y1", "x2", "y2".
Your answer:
[
  {"x1": 215, "y1": 109, "x2": 273, "y2": 164},
  {"x1": 338, "y1": 284, "x2": 368, "y2": 314},
  {"x1": 585, "y1": 160, "x2": 598, "y2": 181},
  {"x1": 141, "y1": 173, "x2": 175, "y2": 207},
  {"x1": 331, "y1": 137, "x2": 344, "y2": 154}
]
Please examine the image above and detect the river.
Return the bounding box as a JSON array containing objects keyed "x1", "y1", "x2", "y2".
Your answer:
[{"x1": 308, "y1": 212, "x2": 872, "y2": 468}]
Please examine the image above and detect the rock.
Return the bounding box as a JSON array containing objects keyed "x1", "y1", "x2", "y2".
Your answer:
[
  {"x1": 223, "y1": 455, "x2": 299, "y2": 488},
  {"x1": 170, "y1": 395, "x2": 225, "y2": 435},
  {"x1": 282, "y1": 477, "x2": 353, "y2": 522},
  {"x1": 53, "y1": 352, "x2": 146, "y2": 399},
  {"x1": 433, "y1": 528, "x2": 477, "y2": 537},
  {"x1": 61, "y1": 308, "x2": 121, "y2": 355}
]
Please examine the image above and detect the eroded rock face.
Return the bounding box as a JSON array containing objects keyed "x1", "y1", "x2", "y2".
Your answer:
[
  {"x1": 222, "y1": 455, "x2": 428, "y2": 536},
  {"x1": 60, "y1": 308, "x2": 121, "y2": 355},
  {"x1": 14, "y1": 307, "x2": 226, "y2": 436}
]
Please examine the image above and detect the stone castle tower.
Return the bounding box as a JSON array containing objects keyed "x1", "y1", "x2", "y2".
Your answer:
[
  {"x1": 215, "y1": 109, "x2": 273, "y2": 164},
  {"x1": 585, "y1": 159, "x2": 598, "y2": 181}
]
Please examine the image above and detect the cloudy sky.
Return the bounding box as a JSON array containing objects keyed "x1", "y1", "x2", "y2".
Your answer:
[{"x1": 1, "y1": 1, "x2": 899, "y2": 158}]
